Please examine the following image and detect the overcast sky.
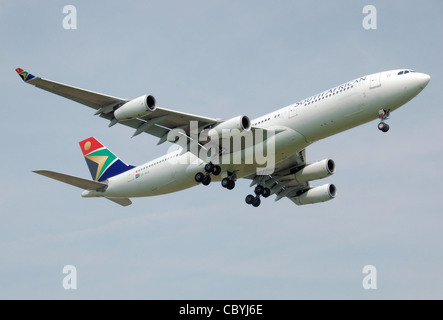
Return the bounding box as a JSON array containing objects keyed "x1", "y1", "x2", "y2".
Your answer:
[{"x1": 1, "y1": 0, "x2": 442, "y2": 299}]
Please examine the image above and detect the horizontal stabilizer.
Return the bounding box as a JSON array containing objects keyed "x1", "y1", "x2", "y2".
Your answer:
[
  {"x1": 33, "y1": 170, "x2": 107, "y2": 190},
  {"x1": 106, "y1": 197, "x2": 132, "y2": 206}
]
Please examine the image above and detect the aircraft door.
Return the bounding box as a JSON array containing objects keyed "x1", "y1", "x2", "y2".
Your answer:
[
  {"x1": 127, "y1": 171, "x2": 135, "y2": 183},
  {"x1": 289, "y1": 105, "x2": 298, "y2": 118},
  {"x1": 370, "y1": 73, "x2": 381, "y2": 89}
]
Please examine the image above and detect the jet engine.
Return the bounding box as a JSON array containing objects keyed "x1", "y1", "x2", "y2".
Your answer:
[
  {"x1": 114, "y1": 95, "x2": 157, "y2": 121},
  {"x1": 207, "y1": 115, "x2": 251, "y2": 138},
  {"x1": 291, "y1": 184, "x2": 337, "y2": 205},
  {"x1": 281, "y1": 159, "x2": 335, "y2": 184},
  {"x1": 294, "y1": 159, "x2": 335, "y2": 183}
]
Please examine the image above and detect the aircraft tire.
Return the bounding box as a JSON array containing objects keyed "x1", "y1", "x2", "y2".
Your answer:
[
  {"x1": 252, "y1": 197, "x2": 261, "y2": 207},
  {"x1": 205, "y1": 162, "x2": 214, "y2": 173},
  {"x1": 212, "y1": 165, "x2": 221, "y2": 176},
  {"x1": 195, "y1": 172, "x2": 204, "y2": 183},
  {"x1": 378, "y1": 122, "x2": 390, "y2": 132},
  {"x1": 262, "y1": 187, "x2": 271, "y2": 198},
  {"x1": 245, "y1": 194, "x2": 255, "y2": 204},
  {"x1": 202, "y1": 175, "x2": 211, "y2": 186},
  {"x1": 221, "y1": 178, "x2": 230, "y2": 188},
  {"x1": 255, "y1": 185, "x2": 264, "y2": 195}
]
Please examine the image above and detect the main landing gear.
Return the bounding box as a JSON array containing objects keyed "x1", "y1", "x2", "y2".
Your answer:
[
  {"x1": 245, "y1": 184, "x2": 271, "y2": 207},
  {"x1": 194, "y1": 162, "x2": 221, "y2": 186},
  {"x1": 195, "y1": 163, "x2": 238, "y2": 190},
  {"x1": 221, "y1": 176, "x2": 235, "y2": 190},
  {"x1": 378, "y1": 109, "x2": 390, "y2": 132}
]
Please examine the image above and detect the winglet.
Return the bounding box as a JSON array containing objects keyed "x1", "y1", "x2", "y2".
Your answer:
[{"x1": 15, "y1": 67, "x2": 36, "y2": 82}]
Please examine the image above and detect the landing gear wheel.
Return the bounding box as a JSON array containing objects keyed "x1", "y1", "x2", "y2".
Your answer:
[
  {"x1": 195, "y1": 172, "x2": 204, "y2": 183},
  {"x1": 221, "y1": 178, "x2": 235, "y2": 190},
  {"x1": 221, "y1": 178, "x2": 230, "y2": 188},
  {"x1": 202, "y1": 175, "x2": 211, "y2": 186},
  {"x1": 212, "y1": 165, "x2": 221, "y2": 176},
  {"x1": 378, "y1": 109, "x2": 391, "y2": 133},
  {"x1": 262, "y1": 187, "x2": 271, "y2": 198},
  {"x1": 255, "y1": 185, "x2": 264, "y2": 195},
  {"x1": 252, "y1": 197, "x2": 261, "y2": 207},
  {"x1": 245, "y1": 194, "x2": 255, "y2": 205},
  {"x1": 378, "y1": 122, "x2": 390, "y2": 132},
  {"x1": 204, "y1": 162, "x2": 214, "y2": 173}
]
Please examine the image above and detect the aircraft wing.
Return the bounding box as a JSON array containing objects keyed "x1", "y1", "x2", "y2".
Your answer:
[{"x1": 16, "y1": 68, "x2": 220, "y2": 144}]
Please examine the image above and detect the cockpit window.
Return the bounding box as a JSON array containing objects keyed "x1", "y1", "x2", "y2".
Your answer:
[{"x1": 398, "y1": 69, "x2": 416, "y2": 75}]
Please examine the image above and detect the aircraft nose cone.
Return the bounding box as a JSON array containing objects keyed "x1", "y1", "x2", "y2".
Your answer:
[{"x1": 417, "y1": 73, "x2": 431, "y2": 89}]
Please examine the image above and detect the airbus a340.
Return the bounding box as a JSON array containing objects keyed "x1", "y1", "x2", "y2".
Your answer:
[{"x1": 16, "y1": 68, "x2": 430, "y2": 207}]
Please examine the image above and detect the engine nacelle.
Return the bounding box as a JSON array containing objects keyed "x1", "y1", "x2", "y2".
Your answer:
[
  {"x1": 114, "y1": 95, "x2": 157, "y2": 121},
  {"x1": 291, "y1": 184, "x2": 337, "y2": 205},
  {"x1": 283, "y1": 159, "x2": 335, "y2": 183},
  {"x1": 207, "y1": 115, "x2": 251, "y2": 138}
]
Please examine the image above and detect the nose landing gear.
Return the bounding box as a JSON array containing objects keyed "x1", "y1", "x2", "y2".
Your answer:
[{"x1": 378, "y1": 109, "x2": 390, "y2": 132}]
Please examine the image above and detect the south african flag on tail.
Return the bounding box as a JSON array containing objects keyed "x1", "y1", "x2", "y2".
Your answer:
[
  {"x1": 79, "y1": 137, "x2": 135, "y2": 182},
  {"x1": 15, "y1": 68, "x2": 36, "y2": 82}
]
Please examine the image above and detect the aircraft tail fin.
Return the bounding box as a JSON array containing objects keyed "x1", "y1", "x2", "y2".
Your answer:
[{"x1": 79, "y1": 137, "x2": 135, "y2": 182}]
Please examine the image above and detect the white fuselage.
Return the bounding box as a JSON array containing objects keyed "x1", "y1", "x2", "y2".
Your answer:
[{"x1": 83, "y1": 69, "x2": 430, "y2": 199}]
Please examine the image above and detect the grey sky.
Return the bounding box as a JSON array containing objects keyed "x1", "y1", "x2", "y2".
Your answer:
[{"x1": 1, "y1": 0, "x2": 442, "y2": 299}]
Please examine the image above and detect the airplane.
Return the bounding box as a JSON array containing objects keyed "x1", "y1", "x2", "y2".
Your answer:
[{"x1": 16, "y1": 67, "x2": 430, "y2": 207}]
